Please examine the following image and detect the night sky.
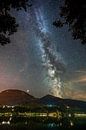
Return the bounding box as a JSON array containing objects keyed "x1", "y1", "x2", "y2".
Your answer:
[{"x1": 0, "y1": 0, "x2": 86, "y2": 101}]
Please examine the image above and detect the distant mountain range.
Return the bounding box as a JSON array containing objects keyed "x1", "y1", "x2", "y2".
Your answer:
[
  {"x1": 39, "y1": 95, "x2": 86, "y2": 110},
  {"x1": 0, "y1": 89, "x2": 86, "y2": 110}
]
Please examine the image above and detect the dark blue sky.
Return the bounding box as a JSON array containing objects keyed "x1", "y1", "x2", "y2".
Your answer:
[{"x1": 0, "y1": 0, "x2": 86, "y2": 100}]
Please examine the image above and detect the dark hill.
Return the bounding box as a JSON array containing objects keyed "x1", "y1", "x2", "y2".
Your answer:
[
  {"x1": 63, "y1": 98, "x2": 86, "y2": 110},
  {"x1": 39, "y1": 94, "x2": 86, "y2": 110},
  {"x1": 0, "y1": 89, "x2": 86, "y2": 111},
  {"x1": 0, "y1": 89, "x2": 35, "y2": 105},
  {"x1": 39, "y1": 94, "x2": 63, "y2": 106}
]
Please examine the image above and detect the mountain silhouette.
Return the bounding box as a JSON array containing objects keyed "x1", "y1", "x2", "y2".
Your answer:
[
  {"x1": 0, "y1": 89, "x2": 86, "y2": 111},
  {"x1": 0, "y1": 89, "x2": 35, "y2": 105},
  {"x1": 39, "y1": 94, "x2": 86, "y2": 111},
  {"x1": 39, "y1": 94, "x2": 62, "y2": 106}
]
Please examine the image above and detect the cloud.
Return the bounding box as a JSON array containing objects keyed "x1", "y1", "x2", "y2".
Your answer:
[
  {"x1": 63, "y1": 70, "x2": 86, "y2": 100},
  {"x1": 72, "y1": 75, "x2": 86, "y2": 83},
  {"x1": 64, "y1": 69, "x2": 86, "y2": 84},
  {"x1": 75, "y1": 70, "x2": 86, "y2": 74},
  {"x1": 63, "y1": 85, "x2": 86, "y2": 101}
]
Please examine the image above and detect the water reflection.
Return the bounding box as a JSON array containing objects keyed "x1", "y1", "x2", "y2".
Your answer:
[
  {"x1": 47, "y1": 123, "x2": 57, "y2": 128},
  {"x1": 0, "y1": 115, "x2": 86, "y2": 130},
  {"x1": 0, "y1": 105, "x2": 86, "y2": 130}
]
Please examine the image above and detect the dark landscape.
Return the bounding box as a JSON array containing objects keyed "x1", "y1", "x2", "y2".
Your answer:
[{"x1": 0, "y1": 89, "x2": 86, "y2": 130}]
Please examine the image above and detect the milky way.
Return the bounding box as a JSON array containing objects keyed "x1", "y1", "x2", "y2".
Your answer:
[{"x1": 30, "y1": 4, "x2": 66, "y2": 97}]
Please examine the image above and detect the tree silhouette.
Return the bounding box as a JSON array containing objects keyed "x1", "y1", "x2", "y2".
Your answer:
[
  {"x1": 53, "y1": 0, "x2": 86, "y2": 44},
  {"x1": 0, "y1": 0, "x2": 32, "y2": 45}
]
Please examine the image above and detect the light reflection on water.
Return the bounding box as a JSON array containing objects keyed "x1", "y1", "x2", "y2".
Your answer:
[
  {"x1": 0, "y1": 115, "x2": 86, "y2": 130},
  {"x1": 0, "y1": 122, "x2": 86, "y2": 130}
]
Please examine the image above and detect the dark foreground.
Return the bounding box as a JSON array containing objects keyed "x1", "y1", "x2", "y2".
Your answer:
[
  {"x1": 0, "y1": 124, "x2": 86, "y2": 130},
  {"x1": 0, "y1": 104, "x2": 86, "y2": 130}
]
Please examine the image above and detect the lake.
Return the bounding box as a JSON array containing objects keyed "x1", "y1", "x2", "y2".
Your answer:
[{"x1": 0, "y1": 122, "x2": 86, "y2": 130}]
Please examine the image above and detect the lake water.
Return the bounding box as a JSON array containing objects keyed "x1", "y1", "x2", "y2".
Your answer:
[
  {"x1": 0, "y1": 114, "x2": 86, "y2": 130},
  {"x1": 0, "y1": 122, "x2": 86, "y2": 130}
]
